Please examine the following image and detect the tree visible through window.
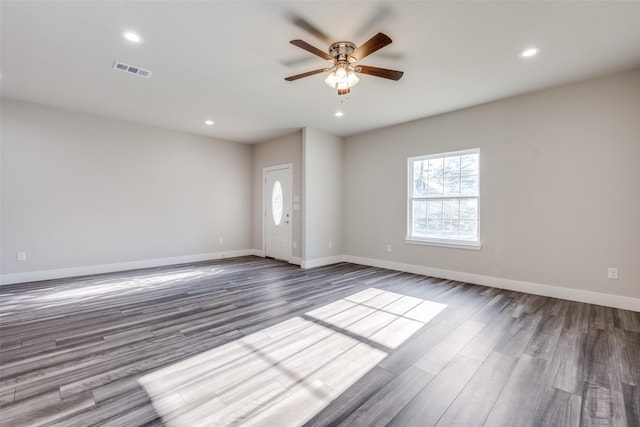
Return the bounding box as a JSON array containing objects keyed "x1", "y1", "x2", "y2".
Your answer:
[{"x1": 408, "y1": 149, "x2": 480, "y2": 247}]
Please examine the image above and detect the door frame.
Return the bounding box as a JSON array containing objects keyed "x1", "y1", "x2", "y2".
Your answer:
[{"x1": 263, "y1": 163, "x2": 293, "y2": 262}]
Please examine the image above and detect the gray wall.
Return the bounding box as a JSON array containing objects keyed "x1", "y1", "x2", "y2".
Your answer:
[
  {"x1": 252, "y1": 130, "x2": 303, "y2": 260},
  {"x1": 303, "y1": 127, "x2": 344, "y2": 263},
  {"x1": 1, "y1": 98, "x2": 253, "y2": 276},
  {"x1": 344, "y1": 69, "x2": 640, "y2": 299},
  {"x1": 3, "y1": 70, "x2": 639, "y2": 304}
]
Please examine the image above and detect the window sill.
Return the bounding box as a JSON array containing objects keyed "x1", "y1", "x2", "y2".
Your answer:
[{"x1": 405, "y1": 238, "x2": 482, "y2": 251}]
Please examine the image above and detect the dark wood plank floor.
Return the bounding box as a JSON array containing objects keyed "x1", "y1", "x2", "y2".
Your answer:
[{"x1": 1, "y1": 256, "x2": 638, "y2": 426}]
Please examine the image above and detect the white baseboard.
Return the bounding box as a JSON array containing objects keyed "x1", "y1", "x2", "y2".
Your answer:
[
  {"x1": 0, "y1": 249, "x2": 258, "y2": 286},
  {"x1": 4, "y1": 251, "x2": 637, "y2": 312},
  {"x1": 301, "y1": 255, "x2": 344, "y2": 269},
  {"x1": 343, "y1": 255, "x2": 640, "y2": 312}
]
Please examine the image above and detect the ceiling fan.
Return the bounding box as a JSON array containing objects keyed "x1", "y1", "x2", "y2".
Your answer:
[{"x1": 284, "y1": 32, "x2": 404, "y2": 96}]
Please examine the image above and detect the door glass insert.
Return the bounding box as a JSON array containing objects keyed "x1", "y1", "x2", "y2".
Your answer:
[{"x1": 272, "y1": 180, "x2": 283, "y2": 225}]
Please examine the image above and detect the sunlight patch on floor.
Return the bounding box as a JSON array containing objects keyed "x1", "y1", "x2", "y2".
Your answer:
[
  {"x1": 138, "y1": 288, "x2": 447, "y2": 426},
  {"x1": 1, "y1": 268, "x2": 223, "y2": 307}
]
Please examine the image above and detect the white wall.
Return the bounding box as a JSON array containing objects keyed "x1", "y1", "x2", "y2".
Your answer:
[
  {"x1": 1, "y1": 99, "x2": 253, "y2": 282},
  {"x1": 303, "y1": 127, "x2": 344, "y2": 266},
  {"x1": 344, "y1": 69, "x2": 640, "y2": 300},
  {"x1": 252, "y1": 131, "x2": 303, "y2": 260}
]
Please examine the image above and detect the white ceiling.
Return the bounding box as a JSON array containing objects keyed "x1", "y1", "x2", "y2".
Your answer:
[{"x1": 2, "y1": 1, "x2": 640, "y2": 144}]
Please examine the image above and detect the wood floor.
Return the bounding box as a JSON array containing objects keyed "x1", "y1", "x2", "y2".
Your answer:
[{"x1": 1, "y1": 257, "x2": 638, "y2": 426}]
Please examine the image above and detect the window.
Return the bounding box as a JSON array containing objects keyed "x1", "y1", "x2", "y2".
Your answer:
[
  {"x1": 272, "y1": 180, "x2": 283, "y2": 225},
  {"x1": 407, "y1": 149, "x2": 480, "y2": 249}
]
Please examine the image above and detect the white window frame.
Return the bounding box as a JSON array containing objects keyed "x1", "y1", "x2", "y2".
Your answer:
[{"x1": 406, "y1": 148, "x2": 481, "y2": 250}]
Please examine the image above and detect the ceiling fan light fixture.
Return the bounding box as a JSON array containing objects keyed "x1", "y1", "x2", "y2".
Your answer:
[
  {"x1": 324, "y1": 67, "x2": 359, "y2": 90},
  {"x1": 346, "y1": 71, "x2": 359, "y2": 87},
  {"x1": 324, "y1": 72, "x2": 338, "y2": 88}
]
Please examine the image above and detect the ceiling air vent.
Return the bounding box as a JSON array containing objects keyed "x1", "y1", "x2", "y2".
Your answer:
[{"x1": 113, "y1": 61, "x2": 152, "y2": 78}]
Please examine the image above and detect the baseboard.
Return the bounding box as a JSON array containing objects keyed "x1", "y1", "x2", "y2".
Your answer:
[
  {"x1": 301, "y1": 255, "x2": 344, "y2": 269},
  {"x1": 342, "y1": 255, "x2": 640, "y2": 312},
  {"x1": 0, "y1": 249, "x2": 258, "y2": 286},
  {"x1": 4, "y1": 251, "x2": 637, "y2": 311}
]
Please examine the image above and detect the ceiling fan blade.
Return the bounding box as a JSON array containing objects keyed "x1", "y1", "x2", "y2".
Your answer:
[
  {"x1": 357, "y1": 65, "x2": 404, "y2": 81},
  {"x1": 284, "y1": 68, "x2": 327, "y2": 81},
  {"x1": 287, "y1": 13, "x2": 332, "y2": 45},
  {"x1": 290, "y1": 39, "x2": 333, "y2": 61},
  {"x1": 351, "y1": 32, "x2": 392, "y2": 61}
]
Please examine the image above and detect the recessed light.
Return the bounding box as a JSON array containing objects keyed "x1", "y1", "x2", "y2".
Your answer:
[
  {"x1": 519, "y1": 47, "x2": 541, "y2": 58},
  {"x1": 335, "y1": 111, "x2": 344, "y2": 117},
  {"x1": 121, "y1": 31, "x2": 143, "y2": 43},
  {"x1": 205, "y1": 120, "x2": 214, "y2": 126}
]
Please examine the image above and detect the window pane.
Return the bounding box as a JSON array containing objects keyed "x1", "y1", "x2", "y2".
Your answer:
[
  {"x1": 413, "y1": 219, "x2": 427, "y2": 236},
  {"x1": 426, "y1": 200, "x2": 442, "y2": 219},
  {"x1": 428, "y1": 158, "x2": 444, "y2": 178},
  {"x1": 413, "y1": 160, "x2": 428, "y2": 197},
  {"x1": 427, "y1": 219, "x2": 442, "y2": 237},
  {"x1": 444, "y1": 175, "x2": 460, "y2": 196},
  {"x1": 460, "y1": 198, "x2": 478, "y2": 220},
  {"x1": 460, "y1": 154, "x2": 479, "y2": 176},
  {"x1": 443, "y1": 199, "x2": 459, "y2": 220},
  {"x1": 427, "y1": 177, "x2": 444, "y2": 196},
  {"x1": 412, "y1": 200, "x2": 427, "y2": 236},
  {"x1": 272, "y1": 181, "x2": 283, "y2": 225},
  {"x1": 459, "y1": 220, "x2": 477, "y2": 240},
  {"x1": 461, "y1": 175, "x2": 478, "y2": 196},
  {"x1": 444, "y1": 156, "x2": 461, "y2": 176},
  {"x1": 442, "y1": 220, "x2": 459, "y2": 238},
  {"x1": 413, "y1": 199, "x2": 426, "y2": 219}
]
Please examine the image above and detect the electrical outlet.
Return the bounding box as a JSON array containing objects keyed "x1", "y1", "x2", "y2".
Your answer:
[
  {"x1": 329, "y1": 241, "x2": 333, "y2": 249},
  {"x1": 293, "y1": 241, "x2": 297, "y2": 249},
  {"x1": 219, "y1": 237, "x2": 224, "y2": 245},
  {"x1": 16, "y1": 251, "x2": 27, "y2": 262},
  {"x1": 607, "y1": 267, "x2": 619, "y2": 280},
  {"x1": 386, "y1": 244, "x2": 392, "y2": 252}
]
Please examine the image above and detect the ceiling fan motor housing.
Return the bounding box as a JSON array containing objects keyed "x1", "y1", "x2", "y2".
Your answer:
[{"x1": 328, "y1": 41, "x2": 357, "y2": 63}]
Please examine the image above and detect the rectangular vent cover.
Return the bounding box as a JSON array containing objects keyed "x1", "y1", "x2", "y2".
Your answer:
[{"x1": 113, "y1": 61, "x2": 152, "y2": 78}]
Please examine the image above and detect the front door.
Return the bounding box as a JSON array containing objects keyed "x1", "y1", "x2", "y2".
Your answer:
[{"x1": 264, "y1": 165, "x2": 292, "y2": 262}]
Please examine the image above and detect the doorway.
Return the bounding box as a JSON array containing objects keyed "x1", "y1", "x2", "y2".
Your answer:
[{"x1": 264, "y1": 164, "x2": 292, "y2": 262}]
